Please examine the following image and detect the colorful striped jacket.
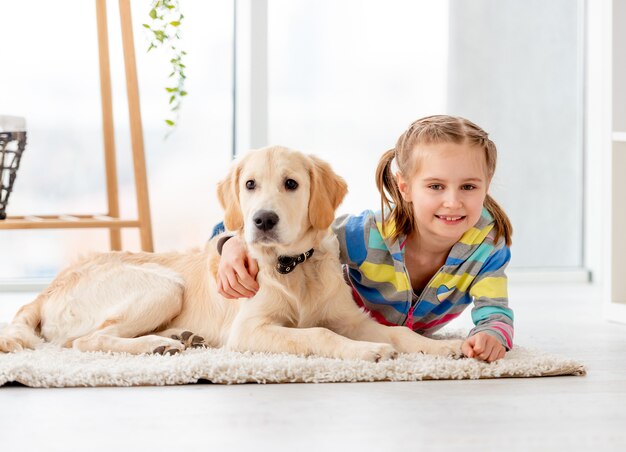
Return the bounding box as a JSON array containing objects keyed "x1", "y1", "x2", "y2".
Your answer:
[{"x1": 332, "y1": 208, "x2": 514, "y2": 349}]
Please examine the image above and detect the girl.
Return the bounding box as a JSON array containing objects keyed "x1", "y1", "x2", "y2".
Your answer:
[{"x1": 217, "y1": 115, "x2": 514, "y2": 363}]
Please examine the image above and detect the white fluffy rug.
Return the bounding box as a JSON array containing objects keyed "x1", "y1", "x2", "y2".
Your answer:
[{"x1": 0, "y1": 331, "x2": 585, "y2": 387}]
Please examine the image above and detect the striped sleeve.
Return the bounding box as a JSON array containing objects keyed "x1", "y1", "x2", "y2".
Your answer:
[
  {"x1": 467, "y1": 239, "x2": 515, "y2": 350},
  {"x1": 332, "y1": 211, "x2": 372, "y2": 268}
]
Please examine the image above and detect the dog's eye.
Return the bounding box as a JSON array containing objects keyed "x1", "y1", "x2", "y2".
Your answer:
[
  {"x1": 246, "y1": 180, "x2": 256, "y2": 190},
  {"x1": 285, "y1": 179, "x2": 298, "y2": 191}
]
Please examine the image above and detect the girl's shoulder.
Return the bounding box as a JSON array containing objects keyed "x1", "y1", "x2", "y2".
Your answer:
[
  {"x1": 458, "y1": 207, "x2": 503, "y2": 247},
  {"x1": 450, "y1": 208, "x2": 510, "y2": 264},
  {"x1": 332, "y1": 210, "x2": 403, "y2": 265},
  {"x1": 333, "y1": 209, "x2": 400, "y2": 243},
  {"x1": 333, "y1": 209, "x2": 374, "y2": 231}
]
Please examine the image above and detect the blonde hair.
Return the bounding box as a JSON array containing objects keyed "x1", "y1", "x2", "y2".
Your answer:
[{"x1": 375, "y1": 115, "x2": 513, "y2": 246}]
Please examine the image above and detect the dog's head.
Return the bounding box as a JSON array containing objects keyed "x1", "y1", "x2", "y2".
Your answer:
[{"x1": 217, "y1": 146, "x2": 347, "y2": 252}]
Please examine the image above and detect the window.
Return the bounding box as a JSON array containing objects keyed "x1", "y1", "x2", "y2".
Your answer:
[
  {"x1": 0, "y1": 0, "x2": 586, "y2": 281},
  {"x1": 266, "y1": 0, "x2": 584, "y2": 270},
  {"x1": 0, "y1": 0, "x2": 234, "y2": 280}
]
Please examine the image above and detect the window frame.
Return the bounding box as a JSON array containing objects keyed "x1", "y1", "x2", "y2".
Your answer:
[
  {"x1": 237, "y1": 0, "x2": 595, "y2": 284},
  {"x1": 0, "y1": 0, "x2": 607, "y2": 292}
]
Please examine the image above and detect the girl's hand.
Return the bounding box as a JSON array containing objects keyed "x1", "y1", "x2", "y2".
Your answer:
[
  {"x1": 217, "y1": 236, "x2": 259, "y2": 299},
  {"x1": 462, "y1": 332, "x2": 506, "y2": 362}
]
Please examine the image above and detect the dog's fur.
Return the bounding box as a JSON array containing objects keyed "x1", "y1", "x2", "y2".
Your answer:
[{"x1": 0, "y1": 146, "x2": 462, "y2": 361}]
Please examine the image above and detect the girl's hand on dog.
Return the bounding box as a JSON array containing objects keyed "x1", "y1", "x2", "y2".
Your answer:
[
  {"x1": 217, "y1": 236, "x2": 259, "y2": 299},
  {"x1": 462, "y1": 332, "x2": 506, "y2": 362}
]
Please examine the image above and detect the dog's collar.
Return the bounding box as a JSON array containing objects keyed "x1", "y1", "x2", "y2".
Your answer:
[{"x1": 276, "y1": 249, "x2": 314, "y2": 274}]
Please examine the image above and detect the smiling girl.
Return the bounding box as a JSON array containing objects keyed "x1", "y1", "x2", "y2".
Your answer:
[{"x1": 218, "y1": 115, "x2": 514, "y2": 362}]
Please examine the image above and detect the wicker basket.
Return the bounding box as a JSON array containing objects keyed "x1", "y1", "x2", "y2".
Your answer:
[{"x1": 0, "y1": 131, "x2": 27, "y2": 220}]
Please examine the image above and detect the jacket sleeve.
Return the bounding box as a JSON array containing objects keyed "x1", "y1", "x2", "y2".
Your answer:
[
  {"x1": 467, "y1": 239, "x2": 514, "y2": 350},
  {"x1": 332, "y1": 214, "x2": 355, "y2": 267},
  {"x1": 210, "y1": 221, "x2": 226, "y2": 238},
  {"x1": 331, "y1": 211, "x2": 372, "y2": 268}
]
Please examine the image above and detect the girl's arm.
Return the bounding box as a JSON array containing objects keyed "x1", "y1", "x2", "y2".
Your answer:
[
  {"x1": 216, "y1": 235, "x2": 259, "y2": 299},
  {"x1": 467, "y1": 241, "x2": 514, "y2": 351},
  {"x1": 331, "y1": 214, "x2": 352, "y2": 266},
  {"x1": 331, "y1": 211, "x2": 375, "y2": 267},
  {"x1": 215, "y1": 211, "x2": 367, "y2": 298}
]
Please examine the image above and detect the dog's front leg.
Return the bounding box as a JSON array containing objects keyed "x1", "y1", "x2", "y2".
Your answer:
[
  {"x1": 332, "y1": 313, "x2": 463, "y2": 358},
  {"x1": 227, "y1": 320, "x2": 397, "y2": 362}
]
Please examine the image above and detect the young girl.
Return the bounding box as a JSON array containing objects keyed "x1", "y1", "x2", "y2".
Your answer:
[{"x1": 217, "y1": 115, "x2": 514, "y2": 363}]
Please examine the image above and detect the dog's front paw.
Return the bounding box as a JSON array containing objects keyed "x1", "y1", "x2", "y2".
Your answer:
[
  {"x1": 350, "y1": 342, "x2": 398, "y2": 362},
  {"x1": 431, "y1": 339, "x2": 464, "y2": 359}
]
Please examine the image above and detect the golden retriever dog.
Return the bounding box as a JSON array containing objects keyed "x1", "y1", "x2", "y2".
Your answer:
[{"x1": 0, "y1": 146, "x2": 462, "y2": 361}]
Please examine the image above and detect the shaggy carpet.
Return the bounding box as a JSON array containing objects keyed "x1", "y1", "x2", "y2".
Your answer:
[{"x1": 0, "y1": 330, "x2": 585, "y2": 387}]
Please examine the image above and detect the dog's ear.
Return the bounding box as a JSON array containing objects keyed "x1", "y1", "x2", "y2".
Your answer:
[
  {"x1": 308, "y1": 155, "x2": 348, "y2": 230},
  {"x1": 217, "y1": 160, "x2": 244, "y2": 231}
]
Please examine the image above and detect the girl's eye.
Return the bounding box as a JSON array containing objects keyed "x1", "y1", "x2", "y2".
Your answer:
[
  {"x1": 429, "y1": 184, "x2": 444, "y2": 190},
  {"x1": 461, "y1": 184, "x2": 476, "y2": 190},
  {"x1": 246, "y1": 180, "x2": 256, "y2": 190},
  {"x1": 285, "y1": 179, "x2": 298, "y2": 190}
]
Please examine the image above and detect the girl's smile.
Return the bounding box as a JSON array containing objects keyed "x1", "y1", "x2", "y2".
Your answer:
[{"x1": 435, "y1": 214, "x2": 467, "y2": 225}]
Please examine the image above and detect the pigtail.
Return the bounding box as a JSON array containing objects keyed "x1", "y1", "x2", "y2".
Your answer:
[
  {"x1": 375, "y1": 148, "x2": 414, "y2": 242},
  {"x1": 375, "y1": 148, "x2": 396, "y2": 227},
  {"x1": 484, "y1": 194, "x2": 513, "y2": 246},
  {"x1": 481, "y1": 135, "x2": 512, "y2": 246}
]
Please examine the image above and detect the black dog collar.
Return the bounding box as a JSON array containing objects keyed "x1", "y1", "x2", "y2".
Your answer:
[{"x1": 276, "y1": 249, "x2": 314, "y2": 274}]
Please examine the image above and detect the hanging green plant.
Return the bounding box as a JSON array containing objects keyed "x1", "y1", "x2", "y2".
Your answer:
[{"x1": 142, "y1": 0, "x2": 187, "y2": 132}]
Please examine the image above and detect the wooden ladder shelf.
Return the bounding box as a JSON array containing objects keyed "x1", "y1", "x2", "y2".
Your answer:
[{"x1": 0, "y1": 0, "x2": 154, "y2": 252}]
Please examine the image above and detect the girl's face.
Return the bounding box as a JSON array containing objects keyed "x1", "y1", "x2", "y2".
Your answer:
[{"x1": 397, "y1": 141, "x2": 489, "y2": 246}]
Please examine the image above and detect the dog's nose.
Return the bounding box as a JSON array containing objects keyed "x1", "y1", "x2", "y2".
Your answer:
[{"x1": 253, "y1": 210, "x2": 279, "y2": 231}]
